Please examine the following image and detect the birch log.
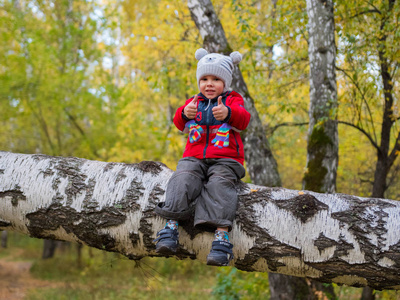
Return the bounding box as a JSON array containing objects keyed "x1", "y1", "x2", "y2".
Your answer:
[{"x1": 1, "y1": 151, "x2": 400, "y2": 290}]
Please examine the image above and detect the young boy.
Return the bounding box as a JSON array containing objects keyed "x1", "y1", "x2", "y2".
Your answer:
[{"x1": 154, "y1": 48, "x2": 251, "y2": 266}]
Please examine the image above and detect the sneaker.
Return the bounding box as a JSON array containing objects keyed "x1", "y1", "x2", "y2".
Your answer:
[
  {"x1": 206, "y1": 240, "x2": 234, "y2": 266},
  {"x1": 153, "y1": 227, "x2": 179, "y2": 254}
]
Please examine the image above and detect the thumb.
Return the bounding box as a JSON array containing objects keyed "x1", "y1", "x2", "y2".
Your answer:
[
  {"x1": 218, "y1": 96, "x2": 223, "y2": 106},
  {"x1": 192, "y1": 95, "x2": 198, "y2": 105}
]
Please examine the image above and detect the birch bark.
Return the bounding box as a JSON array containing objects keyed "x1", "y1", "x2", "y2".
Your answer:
[
  {"x1": 1, "y1": 152, "x2": 400, "y2": 290},
  {"x1": 304, "y1": 0, "x2": 338, "y2": 193}
]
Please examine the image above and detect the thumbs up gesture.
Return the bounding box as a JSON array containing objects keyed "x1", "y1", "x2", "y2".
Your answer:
[
  {"x1": 212, "y1": 96, "x2": 228, "y2": 121},
  {"x1": 184, "y1": 95, "x2": 198, "y2": 119}
]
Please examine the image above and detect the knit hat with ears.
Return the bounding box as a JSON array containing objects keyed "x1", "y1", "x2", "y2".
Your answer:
[{"x1": 195, "y1": 48, "x2": 242, "y2": 93}]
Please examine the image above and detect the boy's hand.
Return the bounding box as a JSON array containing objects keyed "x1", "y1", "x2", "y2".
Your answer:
[
  {"x1": 184, "y1": 95, "x2": 198, "y2": 119},
  {"x1": 212, "y1": 96, "x2": 228, "y2": 121}
]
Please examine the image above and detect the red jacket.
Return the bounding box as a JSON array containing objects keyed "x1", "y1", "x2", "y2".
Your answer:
[{"x1": 173, "y1": 91, "x2": 251, "y2": 165}]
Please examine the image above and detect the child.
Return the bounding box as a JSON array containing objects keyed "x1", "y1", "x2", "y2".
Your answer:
[{"x1": 154, "y1": 48, "x2": 251, "y2": 266}]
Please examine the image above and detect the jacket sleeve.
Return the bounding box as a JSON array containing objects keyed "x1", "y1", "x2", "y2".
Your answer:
[
  {"x1": 225, "y1": 92, "x2": 251, "y2": 130},
  {"x1": 173, "y1": 97, "x2": 195, "y2": 132}
]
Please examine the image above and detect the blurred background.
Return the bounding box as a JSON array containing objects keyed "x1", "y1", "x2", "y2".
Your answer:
[{"x1": 0, "y1": 0, "x2": 399, "y2": 299}]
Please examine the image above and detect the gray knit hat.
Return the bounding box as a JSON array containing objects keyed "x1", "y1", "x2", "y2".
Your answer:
[{"x1": 195, "y1": 48, "x2": 242, "y2": 93}]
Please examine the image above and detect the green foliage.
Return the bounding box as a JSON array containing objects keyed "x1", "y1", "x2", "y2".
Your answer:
[
  {"x1": 0, "y1": 0, "x2": 119, "y2": 160},
  {"x1": 213, "y1": 268, "x2": 241, "y2": 300},
  {"x1": 212, "y1": 268, "x2": 270, "y2": 300},
  {"x1": 335, "y1": 0, "x2": 400, "y2": 198}
]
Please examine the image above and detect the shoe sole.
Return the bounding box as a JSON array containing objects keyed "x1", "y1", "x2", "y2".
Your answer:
[
  {"x1": 156, "y1": 245, "x2": 178, "y2": 255},
  {"x1": 206, "y1": 257, "x2": 229, "y2": 266}
]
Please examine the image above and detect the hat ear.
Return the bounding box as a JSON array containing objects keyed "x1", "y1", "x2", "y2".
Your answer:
[
  {"x1": 195, "y1": 48, "x2": 208, "y2": 61},
  {"x1": 230, "y1": 51, "x2": 242, "y2": 65}
]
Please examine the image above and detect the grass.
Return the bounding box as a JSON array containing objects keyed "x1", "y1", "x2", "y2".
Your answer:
[
  {"x1": 2, "y1": 232, "x2": 217, "y2": 300},
  {"x1": 1, "y1": 232, "x2": 400, "y2": 299},
  {"x1": 28, "y1": 247, "x2": 217, "y2": 299}
]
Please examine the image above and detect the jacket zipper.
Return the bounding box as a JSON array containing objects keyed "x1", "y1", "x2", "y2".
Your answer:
[
  {"x1": 233, "y1": 131, "x2": 240, "y2": 156},
  {"x1": 203, "y1": 98, "x2": 211, "y2": 158}
]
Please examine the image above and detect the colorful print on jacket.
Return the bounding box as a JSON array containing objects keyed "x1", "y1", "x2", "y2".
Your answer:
[{"x1": 173, "y1": 91, "x2": 251, "y2": 165}]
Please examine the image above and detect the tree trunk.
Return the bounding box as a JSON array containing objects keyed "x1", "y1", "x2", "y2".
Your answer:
[
  {"x1": 371, "y1": 0, "x2": 397, "y2": 201},
  {"x1": 372, "y1": 157, "x2": 388, "y2": 199},
  {"x1": 305, "y1": 0, "x2": 338, "y2": 298},
  {"x1": 42, "y1": 239, "x2": 58, "y2": 259},
  {"x1": 268, "y1": 273, "x2": 311, "y2": 299},
  {"x1": 361, "y1": 286, "x2": 375, "y2": 300},
  {"x1": 187, "y1": 0, "x2": 281, "y2": 187},
  {"x1": 304, "y1": 0, "x2": 338, "y2": 194},
  {"x1": 77, "y1": 243, "x2": 83, "y2": 268},
  {"x1": 1, "y1": 230, "x2": 7, "y2": 248},
  {"x1": 363, "y1": 4, "x2": 398, "y2": 299},
  {"x1": 1, "y1": 152, "x2": 400, "y2": 290},
  {"x1": 269, "y1": 273, "x2": 339, "y2": 300}
]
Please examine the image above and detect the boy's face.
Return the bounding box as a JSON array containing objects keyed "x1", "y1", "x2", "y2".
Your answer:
[{"x1": 199, "y1": 75, "x2": 224, "y2": 99}]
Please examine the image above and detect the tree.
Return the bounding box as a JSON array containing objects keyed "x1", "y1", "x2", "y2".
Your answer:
[
  {"x1": 0, "y1": 0, "x2": 118, "y2": 160},
  {"x1": 335, "y1": 0, "x2": 400, "y2": 200},
  {"x1": 0, "y1": 0, "x2": 123, "y2": 260},
  {"x1": 304, "y1": 0, "x2": 338, "y2": 193},
  {"x1": 334, "y1": 1, "x2": 400, "y2": 298},
  {"x1": 303, "y1": 0, "x2": 338, "y2": 297},
  {"x1": 1, "y1": 231, "x2": 7, "y2": 248},
  {"x1": 1, "y1": 151, "x2": 400, "y2": 290}
]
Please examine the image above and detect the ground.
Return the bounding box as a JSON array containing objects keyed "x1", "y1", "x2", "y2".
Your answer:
[{"x1": 0, "y1": 250, "x2": 61, "y2": 300}]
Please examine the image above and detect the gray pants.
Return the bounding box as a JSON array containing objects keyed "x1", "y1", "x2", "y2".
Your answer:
[{"x1": 154, "y1": 157, "x2": 245, "y2": 232}]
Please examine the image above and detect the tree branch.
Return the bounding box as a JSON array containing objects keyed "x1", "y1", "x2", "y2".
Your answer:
[
  {"x1": 336, "y1": 120, "x2": 380, "y2": 151},
  {"x1": 350, "y1": 9, "x2": 381, "y2": 18},
  {"x1": 1, "y1": 151, "x2": 400, "y2": 290},
  {"x1": 364, "y1": 1, "x2": 382, "y2": 14},
  {"x1": 387, "y1": 130, "x2": 400, "y2": 170},
  {"x1": 267, "y1": 122, "x2": 309, "y2": 136},
  {"x1": 386, "y1": 158, "x2": 400, "y2": 193},
  {"x1": 336, "y1": 66, "x2": 378, "y2": 143},
  {"x1": 63, "y1": 108, "x2": 99, "y2": 158}
]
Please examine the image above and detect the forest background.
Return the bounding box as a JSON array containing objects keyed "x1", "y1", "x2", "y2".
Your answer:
[{"x1": 0, "y1": 0, "x2": 399, "y2": 299}]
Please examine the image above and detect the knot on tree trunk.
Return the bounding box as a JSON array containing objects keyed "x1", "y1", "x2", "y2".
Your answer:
[{"x1": 275, "y1": 194, "x2": 329, "y2": 223}]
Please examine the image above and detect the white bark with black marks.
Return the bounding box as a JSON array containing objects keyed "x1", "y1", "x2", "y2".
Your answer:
[
  {"x1": 1, "y1": 152, "x2": 400, "y2": 290},
  {"x1": 304, "y1": 0, "x2": 338, "y2": 193}
]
